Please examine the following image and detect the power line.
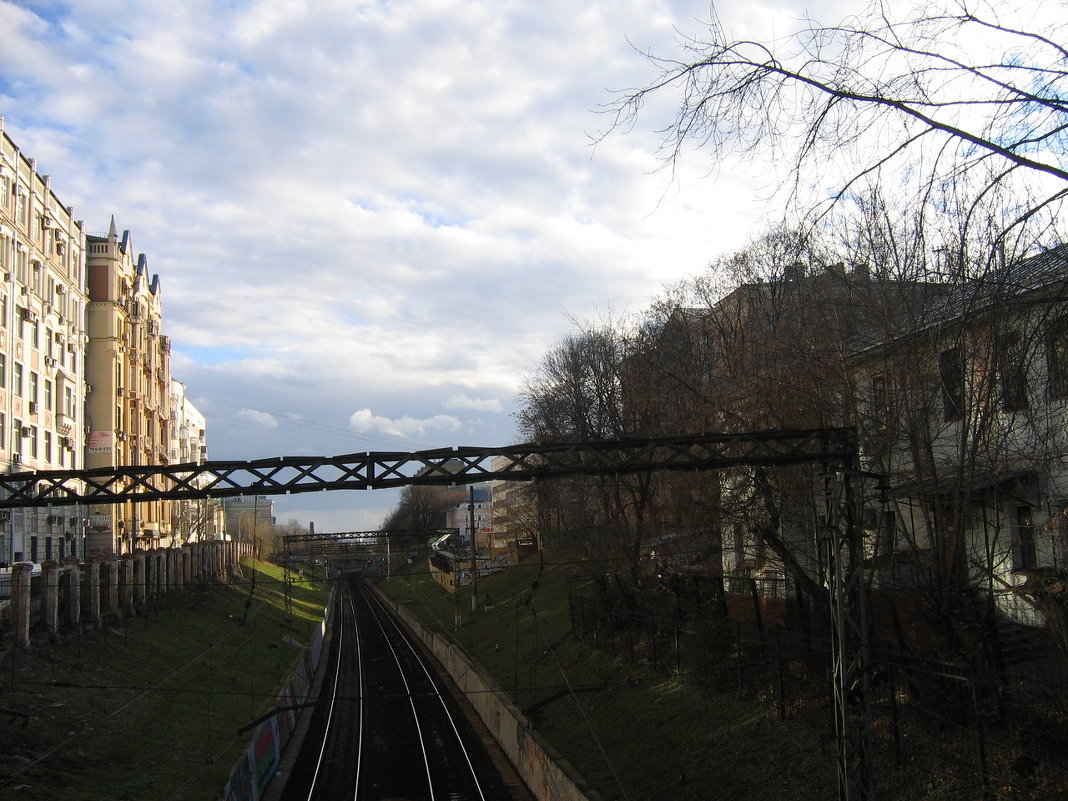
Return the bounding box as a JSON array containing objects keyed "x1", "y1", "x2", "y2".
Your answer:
[{"x1": 186, "y1": 390, "x2": 430, "y2": 452}]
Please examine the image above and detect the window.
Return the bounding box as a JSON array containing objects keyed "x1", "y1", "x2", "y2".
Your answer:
[
  {"x1": 29, "y1": 426, "x2": 37, "y2": 459},
  {"x1": 43, "y1": 430, "x2": 51, "y2": 465},
  {"x1": 871, "y1": 374, "x2": 890, "y2": 431},
  {"x1": 29, "y1": 372, "x2": 38, "y2": 406},
  {"x1": 940, "y1": 345, "x2": 965, "y2": 421},
  {"x1": 999, "y1": 333, "x2": 1028, "y2": 410},
  {"x1": 15, "y1": 247, "x2": 27, "y2": 285},
  {"x1": 44, "y1": 379, "x2": 52, "y2": 412},
  {"x1": 0, "y1": 412, "x2": 6, "y2": 450},
  {"x1": 1012, "y1": 506, "x2": 1037, "y2": 571},
  {"x1": 0, "y1": 353, "x2": 6, "y2": 389},
  {"x1": 1048, "y1": 319, "x2": 1068, "y2": 398},
  {"x1": 31, "y1": 321, "x2": 39, "y2": 350},
  {"x1": 13, "y1": 362, "x2": 22, "y2": 397}
]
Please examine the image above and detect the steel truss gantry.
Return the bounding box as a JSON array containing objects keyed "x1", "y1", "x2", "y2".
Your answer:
[
  {"x1": 0, "y1": 426, "x2": 874, "y2": 800},
  {"x1": 0, "y1": 428, "x2": 856, "y2": 507}
]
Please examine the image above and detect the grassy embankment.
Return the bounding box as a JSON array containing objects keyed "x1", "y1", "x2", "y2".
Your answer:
[
  {"x1": 375, "y1": 553, "x2": 838, "y2": 801},
  {"x1": 0, "y1": 557, "x2": 331, "y2": 801}
]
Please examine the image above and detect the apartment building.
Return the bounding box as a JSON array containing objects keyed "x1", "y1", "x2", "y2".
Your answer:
[
  {"x1": 446, "y1": 483, "x2": 492, "y2": 549},
  {"x1": 221, "y1": 495, "x2": 276, "y2": 543},
  {"x1": 851, "y1": 245, "x2": 1068, "y2": 625},
  {"x1": 0, "y1": 121, "x2": 90, "y2": 565},
  {"x1": 170, "y1": 378, "x2": 216, "y2": 544},
  {"x1": 85, "y1": 219, "x2": 173, "y2": 553}
]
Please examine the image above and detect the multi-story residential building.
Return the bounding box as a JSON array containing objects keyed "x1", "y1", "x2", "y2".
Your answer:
[
  {"x1": 169, "y1": 378, "x2": 214, "y2": 544},
  {"x1": 617, "y1": 246, "x2": 1068, "y2": 633},
  {"x1": 221, "y1": 495, "x2": 275, "y2": 543},
  {"x1": 0, "y1": 120, "x2": 90, "y2": 565},
  {"x1": 85, "y1": 219, "x2": 173, "y2": 553},
  {"x1": 850, "y1": 245, "x2": 1068, "y2": 626},
  {"x1": 489, "y1": 455, "x2": 538, "y2": 553},
  {"x1": 446, "y1": 483, "x2": 492, "y2": 549},
  {"x1": 170, "y1": 379, "x2": 206, "y2": 465}
]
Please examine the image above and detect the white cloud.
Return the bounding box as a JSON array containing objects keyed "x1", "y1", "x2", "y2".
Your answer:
[
  {"x1": 349, "y1": 408, "x2": 463, "y2": 438},
  {"x1": 444, "y1": 394, "x2": 503, "y2": 414},
  {"x1": 236, "y1": 408, "x2": 279, "y2": 429}
]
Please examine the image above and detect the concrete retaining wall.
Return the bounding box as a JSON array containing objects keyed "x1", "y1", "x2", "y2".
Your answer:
[{"x1": 378, "y1": 591, "x2": 604, "y2": 801}]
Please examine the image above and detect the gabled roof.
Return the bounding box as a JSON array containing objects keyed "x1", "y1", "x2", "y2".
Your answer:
[{"x1": 848, "y1": 244, "x2": 1068, "y2": 356}]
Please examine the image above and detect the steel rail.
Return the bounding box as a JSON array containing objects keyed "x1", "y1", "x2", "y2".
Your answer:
[
  {"x1": 361, "y1": 584, "x2": 487, "y2": 801},
  {"x1": 358, "y1": 582, "x2": 441, "y2": 800},
  {"x1": 302, "y1": 590, "x2": 366, "y2": 801},
  {"x1": 304, "y1": 593, "x2": 348, "y2": 801}
]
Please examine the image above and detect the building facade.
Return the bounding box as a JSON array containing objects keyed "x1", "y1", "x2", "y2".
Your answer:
[
  {"x1": 446, "y1": 484, "x2": 492, "y2": 548},
  {"x1": 0, "y1": 120, "x2": 89, "y2": 565},
  {"x1": 222, "y1": 495, "x2": 276, "y2": 543},
  {"x1": 85, "y1": 219, "x2": 173, "y2": 553},
  {"x1": 169, "y1": 378, "x2": 215, "y2": 544}
]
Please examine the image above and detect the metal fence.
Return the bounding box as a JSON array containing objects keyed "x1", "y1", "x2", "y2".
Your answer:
[{"x1": 567, "y1": 574, "x2": 1068, "y2": 800}]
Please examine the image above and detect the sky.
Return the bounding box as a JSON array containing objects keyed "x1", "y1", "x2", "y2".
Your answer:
[{"x1": 0, "y1": 0, "x2": 851, "y2": 531}]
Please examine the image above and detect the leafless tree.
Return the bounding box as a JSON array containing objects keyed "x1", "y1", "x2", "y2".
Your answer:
[
  {"x1": 605, "y1": 0, "x2": 1068, "y2": 241},
  {"x1": 517, "y1": 320, "x2": 659, "y2": 578},
  {"x1": 170, "y1": 498, "x2": 216, "y2": 545},
  {"x1": 381, "y1": 485, "x2": 464, "y2": 533}
]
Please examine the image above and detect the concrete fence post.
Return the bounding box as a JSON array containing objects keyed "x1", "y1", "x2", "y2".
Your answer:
[
  {"x1": 153, "y1": 549, "x2": 164, "y2": 596},
  {"x1": 120, "y1": 554, "x2": 134, "y2": 613},
  {"x1": 133, "y1": 550, "x2": 147, "y2": 609},
  {"x1": 87, "y1": 558, "x2": 102, "y2": 627},
  {"x1": 42, "y1": 560, "x2": 59, "y2": 634},
  {"x1": 169, "y1": 551, "x2": 180, "y2": 593},
  {"x1": 107, "y1": 556, "x2": 119, "y2": 615},
  {"x1": 147, "y1": 549, "x2": 158, "y2": 598},
  {"x1": 13, "y1": 562, "x2": 33, "y2": 648},
  {"x1": 64, "y1": 556, "x2": 81, "y2": 627}
]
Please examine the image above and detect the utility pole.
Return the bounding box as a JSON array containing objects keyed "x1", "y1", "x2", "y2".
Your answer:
[{"x1": 469, "y1": 485, "x2": 478, "y2": 612}]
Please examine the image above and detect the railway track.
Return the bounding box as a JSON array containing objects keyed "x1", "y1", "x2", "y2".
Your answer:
[{"x1": 275, "y1": 575, "x2": 529, "y2": 800}]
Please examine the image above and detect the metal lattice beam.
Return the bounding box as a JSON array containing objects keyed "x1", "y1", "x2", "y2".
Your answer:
[
  {"x1": 0, "y1": 428, "x2": 856, "y2": 508},
  {"x1": 281, "y1": 529, "x2": 453, "y2": 545}
]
